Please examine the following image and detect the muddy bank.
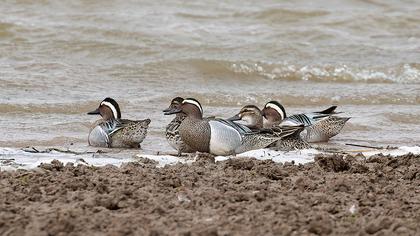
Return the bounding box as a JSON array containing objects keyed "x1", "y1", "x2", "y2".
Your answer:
[{"x1": 0, "y1": 153, "x2": 419, "y2": 235}]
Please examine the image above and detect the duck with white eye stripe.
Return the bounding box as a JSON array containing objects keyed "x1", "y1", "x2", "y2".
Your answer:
[
  {"x1": 163, "y1": 97, "x2": 195, "y2": 156},
  {"x1": 262, "y1": 101, "x2": 350, "y2": 143},
  {"x1": 87, "y1": 97, "x2": 151, "y2": 148},
  {"x1": 228, "y1": 105, "x2": 311, "y2": 151},
  {"x1": 164, "y1": 98, "x2": 304, "y2": 156}
]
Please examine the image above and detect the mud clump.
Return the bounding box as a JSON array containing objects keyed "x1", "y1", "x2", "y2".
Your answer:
[
  {"x1": 0, "y1": 153, "x2": 419, "y2": 235},
  {"x1": 315, "y1": 154, "x2": 350, "y2": 172},
  {"x1": 308, "y1": 214, "x2": 333, "y2": 235},
  {"x1": 39, "y1": 159, "x2": 65, "y2": 171}
]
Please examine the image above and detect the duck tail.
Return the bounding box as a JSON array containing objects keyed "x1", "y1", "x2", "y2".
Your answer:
[
  {"x1": 317, "y1": 105, "x2": 338, "y2": 114},
  {"x1": 143, "y1": 118, "x2": 151, "y2": 126}
]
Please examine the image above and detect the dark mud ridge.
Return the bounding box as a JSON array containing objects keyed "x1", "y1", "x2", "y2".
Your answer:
[{"x1": 1, "y1": 153, "x2": 419, "y2": 235}]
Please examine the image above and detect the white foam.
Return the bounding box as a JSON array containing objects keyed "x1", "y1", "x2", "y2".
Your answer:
[
  {"x1": 214, "y1": 148, "x2": 320, "y2": 164},
  {"x1": 135, "y1": 154, "x2": 190, "y2": 167},
  {"x1": 0, "y1": 148, "x2": 134, "y2": 171},
  {"x1": 1, "y1": 146, "x2": 419, "y2": 171},
  {"x1": 361, "y1": 146, "x2": 420, "y2": 157},
  {"x1": 230, "y1": 62, "x2": 420, "y2": 84}
]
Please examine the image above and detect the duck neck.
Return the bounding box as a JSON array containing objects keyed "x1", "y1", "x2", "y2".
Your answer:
[{"x1": 176, "y1": 112, "x2": 187, "y2": 118}]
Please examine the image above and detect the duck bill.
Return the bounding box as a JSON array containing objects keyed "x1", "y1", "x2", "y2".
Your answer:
[
  {"x1": 162, "y1": 107, "x2": 172, "y2": 113},
  {"x1": 227, "y1": 114, "x2": 241, "y2": 121},
  {"x1": 87, "y1": 108, "x2": 100, "y2": 115},
  {"x1": 163, "y1": 107, "x2": 182, "y2": 115}
]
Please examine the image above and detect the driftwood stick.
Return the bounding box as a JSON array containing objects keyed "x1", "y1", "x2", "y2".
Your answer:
[
  {"x1": 21, "y1": 147, "x2": 107, "y2": 155},
  {"x1": 21, "y1": 147, "x2": 41, "y2": 153},
  {"x1": 154, "y1": 151, "x2": 189, "y2": 157},
  {"x1": 345, "y1": 143, "x2": 384, "y2": 149},
  {"x1": 47, "y1": 148, "x2": 99, "y2": 155}
]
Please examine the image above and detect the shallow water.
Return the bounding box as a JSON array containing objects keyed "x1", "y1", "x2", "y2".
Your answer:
[{"x1": 0, "y1": 0, "x2": 419, "y2": 156}]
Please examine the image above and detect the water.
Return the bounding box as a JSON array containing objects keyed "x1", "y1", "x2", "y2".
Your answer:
[{"x1": 0, "y1": 0, "x2": 419, "y2": 158}]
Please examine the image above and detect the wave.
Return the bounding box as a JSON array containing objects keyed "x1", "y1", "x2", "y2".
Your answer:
[
  {"x1": 158, "y1": 92, "x2": 419, "y2": 107},
  {"x1": 234, "y1": 8, "x2": 330, "y2": 23},
  {"x1": 177, "y1": 59, "x2": 420, "y2": 84},
  {"x1": 383, "y1": 113, "x2": 419, "y2": 124},
  {"x1": 0, "y1": 101, "x2": 99, "y2": 114},
  {"x1": 0, "y1": 22, "x2": 15, "y2": 38}
]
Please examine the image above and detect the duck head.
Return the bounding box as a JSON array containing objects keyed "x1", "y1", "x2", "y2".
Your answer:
[
  {"x1": 262, "y1": 101, "x2": 286, "y2": 126},
  {"x1": 228, "y1": 105, "x2": 263, "y2": 129},
  {"x1": 88, "y1": 97, "x2": 121, "y2": 120},
  {"x1": 163, "y1": 97, "x2": 184, "y2": 116},
  {"x1": 163, "y1": 98, "x2": 203, "y2": 119}
]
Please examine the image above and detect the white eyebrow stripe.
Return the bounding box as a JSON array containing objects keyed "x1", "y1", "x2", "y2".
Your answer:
[
  {"x1": 266, "y1": 103, "x2": 284, "y2": 120},
  {"x1": 101, "y1": 101, "x2": 118, "y2": 118},
  {"x1": 183, "y1": 99, "x2": 203, "y2": 114}
]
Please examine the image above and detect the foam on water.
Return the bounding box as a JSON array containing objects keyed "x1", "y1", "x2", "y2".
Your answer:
[
  {"x1": 215, "y1": 148, "x2": 320, "y2": 164},
  {"x1": 362, "y1": 146, "x2": 420, "y2": 157},
  {"x1": 136, "y1": 154, "x2": 194, "y2": 168},
  {"x1": 230, "y1": 62, "x2": 420, "y2": 84},
  {"x1": 2, "y1": 146, "x2": 419, "y2": 171},
  {"x1": 0, "y1": 148, "x2": 134, "y2": 171}
]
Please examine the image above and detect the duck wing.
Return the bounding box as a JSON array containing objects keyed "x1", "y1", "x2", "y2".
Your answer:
[
  {"x1": 212, "y1": 118, "x2": 252, "y2": 135},
  {"x1": 101, "y1": 119, "x2": 124, "y2": 136},
  {"x1": 115, "y1": 119, "x2": 151, "y2": 146},
  {"x1": 268, "y1": 124, "x2": 305, "y2": 138},
  {"x1": 286, "y1": 113, "x2": 331, "y2": 126},
  {"x1": 287, "y1": 105, "x2": 345, "y2": 126},
  {"x1": 235, "y1": 123, "x2": 304, "y2": 154}
]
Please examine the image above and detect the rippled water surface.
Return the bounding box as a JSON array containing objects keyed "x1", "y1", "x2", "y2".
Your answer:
[{"x1": 0, "y1": 0, "x2": 419, "y2": 153}]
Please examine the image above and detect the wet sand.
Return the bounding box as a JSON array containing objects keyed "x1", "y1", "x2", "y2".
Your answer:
[{"x1": 1, "y1": 153, "x2": 419, "y2": 235}]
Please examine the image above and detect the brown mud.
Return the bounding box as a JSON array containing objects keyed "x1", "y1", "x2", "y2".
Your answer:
[{"x1": 1, "y1": 153, "x2": 419, "y2": 235}]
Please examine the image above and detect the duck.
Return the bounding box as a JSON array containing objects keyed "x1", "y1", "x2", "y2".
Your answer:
[
  {"x1": 262, "y1": 101, "x2": 350, "y2": 142},
  {"x1": 164, "y1": 98, "x2": 303, "y2": 156},
  {"x1": 228, "y1": 105, "x2": 311, "y2": 151},
  {"x1": 87, "y1": 97, "x2": 151, "y2": 148},
  {"x1": 163, "y1": 97, "x2": 194, "y2": 156},
  {"x1": 227, "y1": 105, "x2": 264, "y2": 130}
]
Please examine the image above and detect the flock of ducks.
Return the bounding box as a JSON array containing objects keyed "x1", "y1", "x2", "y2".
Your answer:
[{"x1": 88, "y1": 97, "x2": 350, "y2": 156}]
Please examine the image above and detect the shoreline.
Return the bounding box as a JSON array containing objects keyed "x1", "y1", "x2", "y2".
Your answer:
[
  {"x1": 1, "y1": 153, "x2": 419, "y2": 235},
  {"x1": 1, "y1": 145, "x2": 420, "y2": 171}
]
